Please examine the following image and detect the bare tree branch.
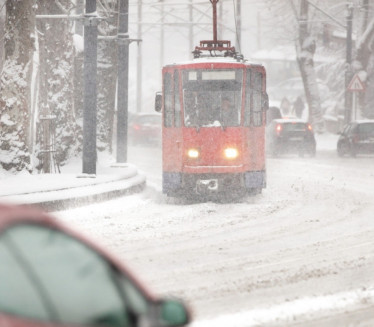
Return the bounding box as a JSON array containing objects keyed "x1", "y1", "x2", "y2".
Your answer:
[{"x1": 288, "y1": 0, "x2": 299, "y2": 21}]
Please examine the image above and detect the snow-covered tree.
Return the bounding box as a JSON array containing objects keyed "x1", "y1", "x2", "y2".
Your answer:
[
  {"x1": 35, "y1": 0, "x2": 80, "y2": 172},
  {"x1": 264, "y1": 0, "x2": 374, "y2": 123},
  {"x1": 97, "y1": 0, "x2": 118, "y2": 153},
  {"x1": 292, "y1": 0, "x2": 323, "y2": 130},
  {"x1": 263, "y1": 0, "x2": 324, "y2": 129},
  {"x1": 0, "y1": 0, "x2": 5, "y2": 72},
  {"x1": 0, "y1": 0, "x2": 36, "y2": 172},
  {"x1": 353, "y1": 0, "x2": 374, "y2": 118}
]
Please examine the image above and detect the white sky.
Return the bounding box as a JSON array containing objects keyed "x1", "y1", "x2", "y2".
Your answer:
[{"x1": 127, "y1": 0, "x2": 265, "y2": 112}]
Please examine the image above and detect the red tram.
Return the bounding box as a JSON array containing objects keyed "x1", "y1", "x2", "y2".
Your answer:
[{"x1": 155, "y1": 1, "x2": 268, "y2": 198}]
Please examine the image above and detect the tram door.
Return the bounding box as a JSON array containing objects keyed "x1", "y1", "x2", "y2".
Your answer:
[
  {"x1": 162, "y1": 70, "x2": 183, "y2": 173},
  {"x1": 249, "y1": 69, "x2": 266, "y2": 172}
]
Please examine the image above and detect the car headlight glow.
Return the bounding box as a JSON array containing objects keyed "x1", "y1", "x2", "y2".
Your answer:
[
  {"x1": 224, "y1": 147, "x2": 239, "y2": 159},
  {"x1": 187, "y1": 148, "x2": 200, "y2": 159}
]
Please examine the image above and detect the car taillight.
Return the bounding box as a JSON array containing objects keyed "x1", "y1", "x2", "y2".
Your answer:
[
  {"x1": 133, "y1": 124, "x2": 141, "y2": 130},
  {"x1": 307, "y1": 124, "x2": 313, "y2": 131}
]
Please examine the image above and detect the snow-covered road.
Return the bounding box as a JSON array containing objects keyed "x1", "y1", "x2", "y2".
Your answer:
[{"x1": 57, "y1": 135, "x2": 374, "y2": 326}]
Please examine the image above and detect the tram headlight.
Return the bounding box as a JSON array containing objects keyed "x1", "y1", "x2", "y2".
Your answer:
[
  {"x1": 187, "y1": 148, "x2": 200, "y2": 159},
  {"x1": 224, "y1": 147, "x2": 239, "y2": 159}
]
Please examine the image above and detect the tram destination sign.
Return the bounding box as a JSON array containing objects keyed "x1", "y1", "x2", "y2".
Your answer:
[
  {"x1": 187, "y1": 70, "x2": 236, "y2": 81},
  {"x1": 202, "y1": 70, "x2": 236, "y2": 80}
]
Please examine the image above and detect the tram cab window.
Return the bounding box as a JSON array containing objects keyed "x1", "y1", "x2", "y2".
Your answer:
[
  {"x1": 174, "y1": 71, "x2": 181, "y2": 127},
  {"x1": 244, "y1": 70, "x2": 251, "y2": 126},
  {"x1": 182, "y1": 70, "x2": 242, "y2": 128},
  {"x1": 253, "y1": 71, "x2": 263, "y2": 127},
  {"x1": 164, "y1": 73, "x2": 173, "y2": 127}
]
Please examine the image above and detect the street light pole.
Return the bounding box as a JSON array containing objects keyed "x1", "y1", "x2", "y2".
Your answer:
[
  {"x1": 136, "y1": 0, "x2": 142, "y2": 113},
  {"x1": 82, "y1": 0, "x2": 98, "y2": 174},
  {"x1": 189, "y1": 0, "x2": 193, "y2": 55},
  {"x1": 344, "y1": 2, "x2": 353, "y2": 125},
  {"x1": 236, "y1": 0, "x2": 241, "y2": 51},
  {"x1": 160, "y1": 0, "x2": 164, "y2": 70},
  {"x1": 116, "y1": 0, "x2": 129, "y2": 163}
]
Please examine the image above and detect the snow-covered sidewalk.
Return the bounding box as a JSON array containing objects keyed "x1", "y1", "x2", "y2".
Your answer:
[
  {"x1": 0, "y1": 157, "x2": 146, "y2": 211},
  {"x1": 0, "y1": 132, "x2": 339, "y2": 210}
]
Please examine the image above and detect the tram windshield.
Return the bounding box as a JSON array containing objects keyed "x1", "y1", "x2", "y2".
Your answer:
[{"x1": 182, "y1": 69, "x2": 243, "y2": 127}]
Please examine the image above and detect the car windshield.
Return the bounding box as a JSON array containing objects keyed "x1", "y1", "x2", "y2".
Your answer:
[
  {"x1": 281, "y1": 122, "x2": 307, "y2": 132},
  {"x1": 182, "y1": 69, "x2": 243, "y2": 127},
  {"x1": 358, "y1": 123, "x2": 374, "y2": 135}
]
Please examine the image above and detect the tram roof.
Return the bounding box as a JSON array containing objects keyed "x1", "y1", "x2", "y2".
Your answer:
[{"x1": 163, "y1": 56, "x2": 265, "y2": 69}]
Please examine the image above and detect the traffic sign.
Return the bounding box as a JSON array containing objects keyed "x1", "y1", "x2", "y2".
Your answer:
[{"x1": 347, "y1": 74, "x2": 365, "y2": 92}]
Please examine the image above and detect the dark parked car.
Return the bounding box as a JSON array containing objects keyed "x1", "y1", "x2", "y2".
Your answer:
[
  {"x1": 266, "y1": 106, "x2": 282, "y2": 125},
  {"x1": 266, "y1": 118, "x2": 316, "y2": 157},
  {"x1": 0, "y1": 203, "x2": 190, "y2": 327},
  {"x1": 337, "y1": 120, "x2": 374, "y2": 157},
  {"x1": 129, "y1": 113, "x2": 162, "y2": 146}
]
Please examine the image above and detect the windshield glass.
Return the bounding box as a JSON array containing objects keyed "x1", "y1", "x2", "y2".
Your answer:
[
  {"x1": 182, "y1": 69, "x2": 243, "y2": 127},
  {"x1": 281, "y1": 122, "x2": 307, "y2": 132},
  {"x1": 358, "y1": 123, "x2": 374, "y2": 135}
]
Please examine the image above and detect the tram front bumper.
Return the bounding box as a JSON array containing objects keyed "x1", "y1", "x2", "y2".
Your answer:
[
  {"x1": 196, "y1": 179, "x2": 219, "y2": 195},
  {"x1": 185, "y1": 173, "x2": 246, "y2": 195},
  {"x1": 162, "y1": 171, "x2": 266, "y2": 196}
]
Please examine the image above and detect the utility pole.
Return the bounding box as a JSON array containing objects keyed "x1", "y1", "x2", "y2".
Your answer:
[
  {"x1": 82, "y1": 0, "x2": 98, "y2": 174},
  {"x1": 212, "y1": 0, "x2": 218, "y2": 42},
  {"x1": 75, "y1": 0, "x2": 84, "y2": 36},
  {"x1": 236, "y1": 0, "x2": 241, "y2": 51},
  {"x1": 136, "y1": 0, "x2": 142, "y2": 113},
  {"x1": 257, "y1": 11, "x2": 261, "y2": 50},
  {"x1": 218, "y1": 0, "x2": 223, "y2": 40},
  {"x1": 116, "y1": 0, "x2": 129, "y2": 163},
  {"x1": 189, "y1": 0, "x2": 193, "y2": 55},
  {"x1": 160, "y1": 0, "x2": 164, "y2": 72},
  {"x1": 344, "y1": 2, "x2": 353, "y2": 125}
]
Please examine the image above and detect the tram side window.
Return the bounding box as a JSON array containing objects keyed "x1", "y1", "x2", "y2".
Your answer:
[
  {"x1": 244, "y1": 70, "x2": 251, "y2": 126},
  {"x1": 253, "y1": 72, "x2": 263, "y2": 127},
  {"x1": 174, "y1": 71, "x2": 181, "y2": 127},
  {"x1": 164, "y1": 73, "x2": 173, "y2": 127}
]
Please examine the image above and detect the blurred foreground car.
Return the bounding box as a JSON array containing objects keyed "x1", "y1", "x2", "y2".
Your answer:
[
  {"x1": 129, "y1": 113, "x2": 162, "y2": 146},
  {"x1": 337, "y1": 120, "x2": 374, "y2": 157},
  {"x1": 0, "y1": 203, "x2": 190, "y2": 327},
  {"x1": 266, "y1": 119, "x2": 316, "y2": 157}
]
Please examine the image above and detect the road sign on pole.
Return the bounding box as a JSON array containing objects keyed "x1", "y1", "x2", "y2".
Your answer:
[
  {"x1": 347, "y1": 74, "x2": 365, "y2": 121},
  {"x1": 347, "y1": 73, "x2": 365, "y2": 92}
]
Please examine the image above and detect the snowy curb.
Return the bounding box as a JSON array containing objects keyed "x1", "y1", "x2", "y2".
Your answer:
[
  {"x1": 0, "y1": 168, "x2": 146, "y2": 211},
  {"x1": 0, "y1": 165, "x2": 141, "y2": 197},
  {"x1": 37, "y1": 175, "x2": 146, "y2": 212}
]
